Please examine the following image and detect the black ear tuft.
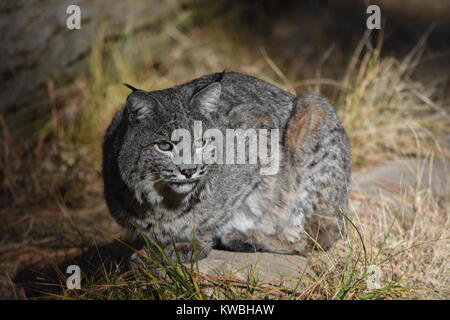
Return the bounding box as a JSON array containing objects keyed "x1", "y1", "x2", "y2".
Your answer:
[
  {"x1": 123, "y1": 83, "x2": 140, "y2": 92},
  {"x1": 215, "y1": 70, "x2": 226, "y2": 82}
]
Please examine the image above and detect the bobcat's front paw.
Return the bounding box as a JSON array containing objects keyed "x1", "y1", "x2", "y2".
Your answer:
[
  {"x1": 164, "y1": 241, "x2": 212, "y2": 264},
  {"x1": 129, "y1": 249, "x2": 152, "y2": 271},
  {"x1": 128, "y1": 240, "x2": 212, "y2": 270}
]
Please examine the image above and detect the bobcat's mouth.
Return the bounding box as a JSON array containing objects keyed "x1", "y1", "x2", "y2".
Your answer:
[
  {"x1": 168, "y1": 180, "x2": 198, "y2": 194},
  {"x1": 170, "y1": 179, "x2": 199, "y2": 185}
]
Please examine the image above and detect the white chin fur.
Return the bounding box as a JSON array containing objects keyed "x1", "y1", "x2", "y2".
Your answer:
[{"x1": 170, "y1": 183, "x2": 195, "y2": 194}]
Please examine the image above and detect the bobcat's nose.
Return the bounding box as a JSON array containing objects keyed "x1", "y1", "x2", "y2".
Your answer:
[{"x1": 180, "y1": 168, "x2": 196, "y2": 178}]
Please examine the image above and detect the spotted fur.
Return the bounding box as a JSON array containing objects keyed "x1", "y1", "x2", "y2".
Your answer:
[{"x1": 102, "y1": 72, "x2": 351, "y2": 266}]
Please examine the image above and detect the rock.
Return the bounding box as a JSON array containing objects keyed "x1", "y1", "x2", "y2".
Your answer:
[
  {"x1": 1, "y1": 0, "x2": 173, "y2": 140},
  {"x1": 351, "y1": 158, "x2": 449, "y2": 205},
  {"x1": 350, "y1": 158, "x2": 449, "y2": 227},
  {"x1": 352, "y1": 158, "x2": 449, "y2": 198},
  {"x1": 192, "y1": 250, "x2": 311, "y2": 291}
]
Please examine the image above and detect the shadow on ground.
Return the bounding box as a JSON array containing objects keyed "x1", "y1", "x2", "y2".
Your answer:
[{"x1": 13, "y1": 237, "x2": 137, "y2": 299}]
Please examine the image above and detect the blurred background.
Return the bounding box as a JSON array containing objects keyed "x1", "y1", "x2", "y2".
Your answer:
[{"x1": 0, "y1": 0, "x2": 449, "y2": 299}]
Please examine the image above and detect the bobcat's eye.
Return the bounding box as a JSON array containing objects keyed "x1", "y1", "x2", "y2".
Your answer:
[{"x1": 156, "y1": 142, "x2": 173, "y2": 152}]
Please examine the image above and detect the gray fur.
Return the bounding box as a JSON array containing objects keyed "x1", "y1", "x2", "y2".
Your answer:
[{"x1": 102, "y1": 72, "x2": 351, "y2": 266}]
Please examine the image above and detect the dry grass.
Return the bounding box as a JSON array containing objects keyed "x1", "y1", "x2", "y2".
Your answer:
[
  {"x1": 1, "y1": 4, "x2": 449, "y2": 300},
  {"x1": 319, "y1": 160, "x2": 449, "y2": 299},
  {"x1": 336, "y1": 32, "x2": 450, "y2": 168},
  {"x1": 46, "y1": 166, "x2": 449, "y2": 300}
]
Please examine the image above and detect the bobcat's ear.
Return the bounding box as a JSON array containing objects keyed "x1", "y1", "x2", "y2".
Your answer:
[
  {"x1": 191, "y1": 82, "x2": 222, "y2": 115},
  {"x1": 126, "y1": 91, "x2": 163, "y2": 123}
]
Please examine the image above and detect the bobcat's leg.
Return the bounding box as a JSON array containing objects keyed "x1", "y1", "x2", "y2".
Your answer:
[
  {"x1": 302, "y1": 213, "x2": 346, "y2": 251},
  {"x1": 284, "y1": 94, "x2": 349, "y2": 251},
  {"x1": 218, "y1": 95, "x2": 348, "y2": 256}
]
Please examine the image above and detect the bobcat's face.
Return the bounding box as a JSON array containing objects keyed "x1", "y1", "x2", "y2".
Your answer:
[
  {"x1": 140, "y1": 120, "x2": 216, "y2": 195},
  {"x1": 119, "y1": 82, "x2": 222, "y2": 200}
]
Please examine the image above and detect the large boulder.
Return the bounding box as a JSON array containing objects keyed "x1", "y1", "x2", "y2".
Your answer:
[{"x1": 0, "y1": 0, "x2": 172, "y2": 139}]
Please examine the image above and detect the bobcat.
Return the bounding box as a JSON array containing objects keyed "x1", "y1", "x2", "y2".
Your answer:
[{"x1": 102, "y1": 72, "x2": 351, "y2": 267}]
